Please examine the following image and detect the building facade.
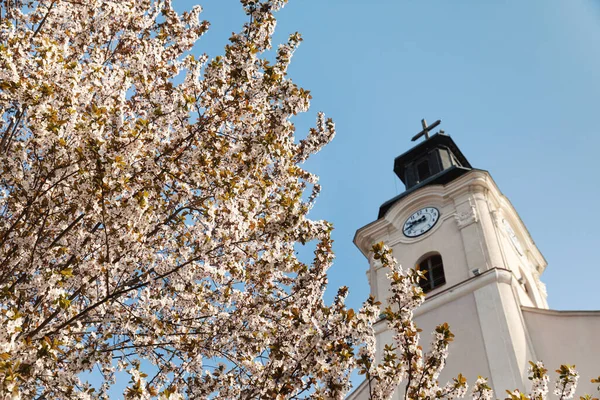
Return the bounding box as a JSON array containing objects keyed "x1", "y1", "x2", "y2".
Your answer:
[{"x1": 349, "y1": 126, "x2": 600, "y2": 399}]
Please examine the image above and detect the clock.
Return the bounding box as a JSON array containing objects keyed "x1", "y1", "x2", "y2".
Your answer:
[
  {"x1": 403, "y1": 207, "x2": 440, "y2": 238},
  {"x1": 502, "y1": 219, "x2": 524, "y2": 256}
]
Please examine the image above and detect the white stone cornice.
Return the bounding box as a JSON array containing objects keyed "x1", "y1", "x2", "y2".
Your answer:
[
  {"x1": 354, "y1": 169, "x2": 547, "y2": 272},
  {"x1": 520, "y1": 306, "x2": 600, "y2": 317},
  {"x1": 353, "y1": 218, "x2": 392, "y2": 259},
  {"x1": 416, "y1": 267, "x2": 513, "y2": 317},
  {"x1": 373, "y1": 267, "x2": 516, "y2": 335}
]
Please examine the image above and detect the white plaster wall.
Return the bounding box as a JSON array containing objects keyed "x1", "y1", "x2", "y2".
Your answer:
[
  {"x1": 391, "y1": 213, "x2": 470, "y2": 284},
  {"x1": 373, "y1": 208, "x2": 471, "y2": 306},
  {"x1": 415, "y1": 292, "x2": 492, "y2": 388},
  {"x1": 350, "y1": 293, "x2": 493, "y2": 400},
  {"x1": 496, "y1": 281, "x2": 537, "y2": 386},
  {"x1": 494, "y1": 227, "x2": 546, "y2": 308},
  {"x1": 522, "y1": 308, "x2": 600, "y2": 396}
]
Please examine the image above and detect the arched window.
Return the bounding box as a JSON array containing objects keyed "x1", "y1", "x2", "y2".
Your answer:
[{"x1": 417, "y1": 254, "x2": 446, "y2": 293}]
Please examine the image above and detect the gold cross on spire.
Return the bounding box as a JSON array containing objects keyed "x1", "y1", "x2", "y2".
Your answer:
[{"x1": 411, "y1": 118, "x2": 441, "y2": 142}]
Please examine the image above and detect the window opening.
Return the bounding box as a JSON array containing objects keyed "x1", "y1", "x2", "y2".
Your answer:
[
  {"x1": 418, "y1": 254, "x2": 446, "y2": 293},
  {"x1": 416, "y1": 159, "x2": 431, "y2": 182}
]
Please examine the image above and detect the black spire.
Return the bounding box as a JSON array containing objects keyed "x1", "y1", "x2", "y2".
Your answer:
[{"x1": 378, "y1": 120, "x2": 473, "y2": 218}]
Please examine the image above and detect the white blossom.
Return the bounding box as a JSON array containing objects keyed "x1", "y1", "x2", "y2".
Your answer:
[
  {"x1": 553, "y1": 365, "x2": 579, "y2": 400},
  {"x1": 472, "y1": 376, "x2": 493, "y2": 400},
  {"x1": 0, "y1": 0, "x2": 364, "y2": 398}
]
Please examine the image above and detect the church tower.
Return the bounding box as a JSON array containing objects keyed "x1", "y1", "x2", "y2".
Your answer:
[{"x1": 351, "y1": 120, "x2": 551, "y2": 398}]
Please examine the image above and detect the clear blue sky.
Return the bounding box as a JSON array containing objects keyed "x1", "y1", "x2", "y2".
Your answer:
[{"x1": 177, "y1": 0, "x2": 600, "y2": 312}]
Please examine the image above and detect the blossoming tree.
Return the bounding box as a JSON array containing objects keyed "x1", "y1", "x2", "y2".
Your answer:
[
  {"x1": 0, "y1": 0, "x2": 380, "y2": 397},
  {"x1": 0, "y1": 0, "x2": 597, "y2": 399}
]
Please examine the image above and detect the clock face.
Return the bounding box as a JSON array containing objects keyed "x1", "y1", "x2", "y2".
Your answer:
[
  {"x1": 403, "y1": 207, "x2": 440, "y2": 238},
  {"x1": 502, "y1": 219, "x2": 524, "y2": 256}
]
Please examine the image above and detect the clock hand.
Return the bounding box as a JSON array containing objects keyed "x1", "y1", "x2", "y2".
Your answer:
[{"x1": 406, "y1": 216, "x2": 426, "y2": 230}]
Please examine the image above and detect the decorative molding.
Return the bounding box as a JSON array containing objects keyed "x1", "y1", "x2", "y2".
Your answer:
[
  {"x1": 490, "y1": 209, "x2": 503, "y2": 227},
  {"x1": 531, "y1": 270, "x2": 548, "y2": 299},
  {"x1": 455, "y1": 198, "x2": 478, "y2": 229}
]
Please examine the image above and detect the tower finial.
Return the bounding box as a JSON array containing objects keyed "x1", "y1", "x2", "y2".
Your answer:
[{"x1": 411, "y1": 118, "x2": 441, "y2": 142}]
